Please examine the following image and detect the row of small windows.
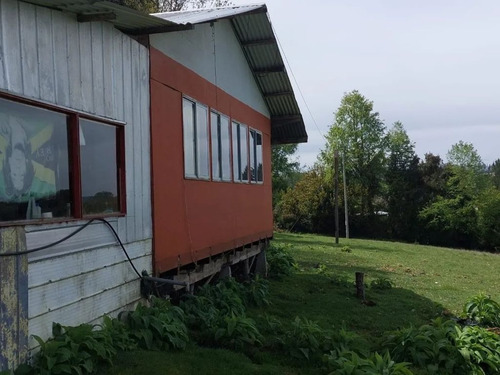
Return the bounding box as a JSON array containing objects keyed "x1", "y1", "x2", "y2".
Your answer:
[{"x1": 182, "y1": 97, "x2": 263, "y2": 184}]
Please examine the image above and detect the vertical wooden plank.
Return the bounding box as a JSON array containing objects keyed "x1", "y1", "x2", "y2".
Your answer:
[
  {"x1": 1, "y1": 0, "x2": 22, "y2": 93},
  {"x1": 0, "y1": 0, "x2": 6, "y2": 89},
  {"x1": 112, "y1": 30, "x2": 124, "y2": 121},
  {"x1": 0, "y1": 228, "x2": 28, "y2": 371},
  {"x1": 36, "y1": 6, "x2": 56, "y2": 103},
  {"x1": 140, "y1": 46, "x2": 152, "y2": 239},
  {"x1": 91, "y1": 22, "x2": 104, "y2": 115},
  {"x1": 78, "y1": 22, "x2": 93, "y2": 113},
  {"x1": 102, "y1": 24, "x2": 113, "y2": 118},
  {"x1": 131, "y1": 41, "x2": 143, "y2": 241},
  {"x1": 66, "y1": 14, "x2": 81, "y2": 111},
  {"x1": 122, "y1": 37, "x2": 135, "y2": 243},
  {"x1": 52, "y1": 11, "x2": 70, "y2": 107},
  {"x1": 19, "y1": 2, "x2": 39, "y2": 98}
]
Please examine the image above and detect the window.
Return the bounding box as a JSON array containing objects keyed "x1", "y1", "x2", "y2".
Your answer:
[
  {"x1": 210, "y1": 111, "x2": 231, "y2": 181},
  {"x1": 183, "y1": 98, "x2": 209, "y2": 179},
  {"x1": 249, "y1": 129, "x2": 263, "y2": 183},
  {"x1": 0, "y1": 95, "x2": 125, "y2": 223},
  {"x1": 232, "y1": 121, "x2": 248, "y2": 182}
]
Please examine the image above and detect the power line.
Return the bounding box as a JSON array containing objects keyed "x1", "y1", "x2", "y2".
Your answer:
[{"x1": 273, "y1": 26, "x2": 327, "y2": 141}]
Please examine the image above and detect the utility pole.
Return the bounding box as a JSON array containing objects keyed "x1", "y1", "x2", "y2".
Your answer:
[
  {"x1": 342, "y1": 152, "x2": 349, "y2": 239},
  {"x1": 334, "y1": 150, "x2": 339, "y2": 244}
]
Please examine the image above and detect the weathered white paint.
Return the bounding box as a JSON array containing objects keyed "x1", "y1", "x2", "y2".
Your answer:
[
  {"x1": 150, "y1": 19, "x2": 270, "y2": 118},
  {"x1": 0, "y1": 0, "x2": 152, "y2": 347}
]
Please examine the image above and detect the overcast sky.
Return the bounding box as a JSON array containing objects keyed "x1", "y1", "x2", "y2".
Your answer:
[{"x1": 232, "y1": 0, "x2": 500, "y2": 167}]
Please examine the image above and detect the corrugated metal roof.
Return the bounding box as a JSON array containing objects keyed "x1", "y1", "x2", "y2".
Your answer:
[
  {"x1": 19, "y1": 0, "x2": 181, "y2": 33},
  {"x1": 154, "y1": 5, "x2": 308, "y2": 145}
]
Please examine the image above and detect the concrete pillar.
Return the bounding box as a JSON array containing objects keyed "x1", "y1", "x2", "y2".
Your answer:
[
  {"x1": 219, "y1": 263, "x2": 232, "y2": 279},
  {"x1": 0, "y1": 227, "x2": 29, "y2": 371}
]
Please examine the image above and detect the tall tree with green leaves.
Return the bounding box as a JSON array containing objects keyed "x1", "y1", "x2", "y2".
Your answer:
[
  {"x1": 420, "y1": 142, "x2": 489, "y2": 248},
  {"x1": 322, "y1": 90, "x2": 386, "y2": 224},
  {"x1": 271, "y1": 144, "x2": 301, "y2": 208},
  {"x1": 122, "y1": 0, "x2": 232, "y2": 12},
  {"x1": 489, "y1": 159, "x2": 500, "y2": 189},
  {"x1": 385, "y1": 122, "x2": 421, "y2": 241}
]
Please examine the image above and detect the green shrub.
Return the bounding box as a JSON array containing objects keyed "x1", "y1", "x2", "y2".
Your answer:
[
  {"x1": 455, "y1": 325, "x2": 500, "y2": 374},
  {"x1": 325, "y1": 350, "x2": 414, "y2": 375},
  {"x1": 213, "y1": 313, "x2": 263, "y2": 350},
  {"x1": 370, "y1": 277, "x2": 393, "y2": 290},
  {"x1": 31, "y1": 322, "x2": 116, "y2": 375},
  {"x1": 101, "y1": 315, "x2": 137, "y2": 351},
  {"x1": 383, "y1": 318, "x2": 468, "y2": 374},
  {"x1": 284, "y1": 316, "x2": 325, "y2": 361},
  {"x1": 124, "y1": 298, "x2": 188, "y2": 351},
  {"x1": 464, "y1": 293, "x2": 500, "y2": 327},
  {"x1": 267, "y1": 242, "x2": 296, "y2": 278},
  {"x1": 243, "y1": 275, "x2": 270, "y2": 307},
  {"x1": 340, "y1": 246, "x2": 352, "y2": 253}
]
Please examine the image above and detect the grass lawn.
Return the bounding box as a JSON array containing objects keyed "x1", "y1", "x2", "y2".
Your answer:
[{"x1": 98, "y1": 232, "x2": 500, "y2": 374}]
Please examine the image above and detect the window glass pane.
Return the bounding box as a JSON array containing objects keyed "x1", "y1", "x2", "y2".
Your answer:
[
  {"x1": 240, "y1": 124, "x2": 248, "y2": 182},
  {"x1": 196, "y1": 104, "x2": 209, "y2": 179},
  {"x1": 220, "y1": 115, "x2": 231, "y2": 181},
  {"x1": 210, "y1": 112, "x2": 220, "y2": 181},
  {"x1": 0, "y1": 98, "x2": 70, "y2": 222},
  {"x1": 249, "y1": 130, "x2": 256, "y2": 182},
  {"x1": 80, "y1": 119, "x2": 118, "y2": 215},
  {"x1": 232, "y1": 122, "x2": 239, "y2": 181},
  {"x1": 183, "y1": 99, "x2": 196, "y2": 178},
  {"x1": 256, "y1": 132, "x2": 263, "y2": 182}
]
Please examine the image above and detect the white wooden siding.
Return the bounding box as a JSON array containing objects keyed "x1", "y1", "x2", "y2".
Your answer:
[{"x1": 0, "y1": 0, "x2": 152, "y2": 346}]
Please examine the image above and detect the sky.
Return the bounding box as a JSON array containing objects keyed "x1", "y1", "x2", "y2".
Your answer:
[{"x1": 231, "y1": 0, "x2": 500, "y2": 168}]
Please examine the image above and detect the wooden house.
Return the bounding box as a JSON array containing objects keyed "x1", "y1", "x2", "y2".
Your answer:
[{"x1": 0, "y1": 0, "x2": 306, "y2": 368}]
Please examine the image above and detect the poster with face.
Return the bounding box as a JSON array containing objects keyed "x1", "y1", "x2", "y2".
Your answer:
[{"x1": 0, "y1": 98, "x2": 69, "y2": 221}]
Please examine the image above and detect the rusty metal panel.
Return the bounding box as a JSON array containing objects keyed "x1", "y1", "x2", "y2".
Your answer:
[{"x1": 0, "y1": 227, "x2": 28, "y2": 371}]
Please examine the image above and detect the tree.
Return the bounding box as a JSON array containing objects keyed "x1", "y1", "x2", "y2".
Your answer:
[
  {"x1": 489, "y1": 159, "x2": 500, "y2": 189},
  {"x1": 322, "y1": 90, "x2": 386, "y2": 230},
  {"x1": 271, "y1": 144, "x2": 301, "y2": 208},
  {"x1": 385, "y1": 122, "x2": 421, "y2": 241},
  {"x1": 420, "y1": 142, "x2": 489, "y2": 248},
  {"x1": 275, "y1": 165, "x2": 334, "y2": 234}
]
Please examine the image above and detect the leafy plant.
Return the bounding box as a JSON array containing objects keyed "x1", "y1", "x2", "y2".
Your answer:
[
  {"x1": 325, "y1": 350, "x2": 414, "y2": 375},
  {"x1": 463, "y1": 293, "x2": 500, "y2": 327},
  {"x1": 383, "y1": 318, "x2": 468, "y2": 374},
  {"x1": 101, "y1": 315, "x2": 137, "y2": 351},
  {"x1": 124, "y1": 299, "x2": 188, "y2": 351},
  {"x1": 213, "y1": 313, "x2": 263, "y2": 350},
  {"x1": 31, "y1": 322, "x2": 116, "y2": 375},
  {"x1": 370, "y1": 277, "x2": 393, "y2": 290},
  {"x1": 243, "y1": 275, "x2": 270, "y2": 307},
  {"x1": 455, "y1": 325, "x2": 500, "y2": 374},
  {"x1": 341, "y1": 246, "x2": 352, "y2": 253},
  {"x1": 267, "y1": 242, "x2": 297, "y2": 279},
  {"x1": 284, "y1": 316, "x2": 325, "y2": 361}
]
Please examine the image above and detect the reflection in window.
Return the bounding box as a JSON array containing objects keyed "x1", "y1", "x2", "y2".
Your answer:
[
  {"x1": 80, "y1": 119, "x2": 118, "y2": 215},
  {"x1": 183, "y1": 98, "x2": 209, "y2": 179},
  {"x1": 232, "y1": 121, "x2": 248, "y2": 183},
  {"x1": 250, "y1": 129, "x2": 263, "y2": 183},
  {"x1": 0, "y1": 98, "x2": 70, "y2": 222},
  {"x1": 211, "y1": 111, "x2": 231, "y2": 181}
]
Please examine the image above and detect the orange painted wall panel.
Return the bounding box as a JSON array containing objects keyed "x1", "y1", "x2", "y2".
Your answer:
[{"x1": 150, "y1": 48, "x2": 273, "y2": 274}]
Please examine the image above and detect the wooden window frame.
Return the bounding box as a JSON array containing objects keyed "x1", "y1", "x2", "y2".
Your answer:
[{"x1": 0, "y1": 92, "x2": 126, "y2": 226}]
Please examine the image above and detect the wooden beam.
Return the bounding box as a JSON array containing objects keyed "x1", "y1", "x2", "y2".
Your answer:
[{"x1": 77, "y1": 12, "x2": 116, "y2": 23}]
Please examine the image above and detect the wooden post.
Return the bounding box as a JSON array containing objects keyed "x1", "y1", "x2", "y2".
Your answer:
[
  {"x1": 0, "y1": 227, "x2": 29, "y2": 371},
  {"x1": 334, "y1": 150, "x2": 339, "y2": 244},
  {"x1": 355, "y1": 272, "x2": 365, "y2": 300}
]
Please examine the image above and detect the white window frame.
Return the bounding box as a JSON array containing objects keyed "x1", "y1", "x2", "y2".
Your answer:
[
  {"x1": 232, "y1": 121, "x2": 249, "y2": 183},
  {"x1": 210, "y1": 111, "x2": 231, "y2": 182},
  {"x1": 183, "y1": 97, "x2": 210, "y2": 180},
  {"x1": 249, "y1": 128, "x2": 264, "y2": 184}
]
